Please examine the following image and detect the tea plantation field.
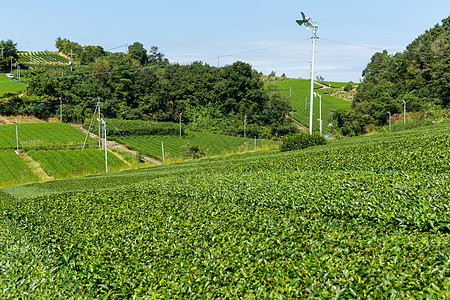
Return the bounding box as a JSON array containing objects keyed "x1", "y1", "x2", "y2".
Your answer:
[
  {"x1": 265, "y1": 79, "x2": 352, "y2": 133},
  {"x1": 114, "y1": 131, "x2": 278, "y2": 160},
  {"x1": 0, "y1": 120, "x2": 449, "y2": 298}
]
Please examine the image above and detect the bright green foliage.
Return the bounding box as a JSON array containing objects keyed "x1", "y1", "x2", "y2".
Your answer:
[
  {"x1": 27, "y1": 149, "x2": 126, "y2": 179},
  {"x1": 113, "y1": 131, "x2": 277, "y2": 160},
  {"x1": 0, "y1": 121, "x2": 449, "y2": 297},
  {"x1": 0, "y1": 122, "x2": 96, "y2": 150},
  {"x1": 265, "y1": 79, "x2": 352, "y2": 133},
  {"x1": 279, "y1": 131, "x2": 326, "y2": 151},
  {"x1": 0, "y1": 150, "x2": 38, "y2": 185}
]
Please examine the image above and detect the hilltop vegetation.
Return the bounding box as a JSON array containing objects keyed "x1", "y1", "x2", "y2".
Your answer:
[
  {"x1": 336, "y1": 15, "x2": 450, "y2": 136},
  {"x1": 0, "y1": 118, "x2": 449, "y2": 297}
]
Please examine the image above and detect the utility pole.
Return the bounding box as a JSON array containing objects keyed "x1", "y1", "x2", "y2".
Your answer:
[
  {"x1": 161, "y1": 141, "x2": 165, "y2": 163},
  {"x1": 10, "y1": 57, "x2": 13, "y2": 73},
  {"x1": 0, "y1": 47, "x2": 4, "y2": 59},
  {"x1": 98, "y1": 118, "x2": 108, "y2": 172},
  {"x1": 68, "y1": 50, "x2": 75, "y2": 71},
  {"x1": 17, "y1": 64, "x2": 20, "y2": 82},
  {"x1": 96, "y1": 99, "x2": 103, "y2": 148}
]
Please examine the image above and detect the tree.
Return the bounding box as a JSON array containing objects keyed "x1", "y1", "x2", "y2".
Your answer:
[
  {"x1": 148, "y1": 46, "x2": 167, "y2": 64},
  {"x1": 0, "y1": 39, "x2": 18, "y2": 72},
  {"x1": 128, "y1": 42, "x2": 148, "y2": 66}
]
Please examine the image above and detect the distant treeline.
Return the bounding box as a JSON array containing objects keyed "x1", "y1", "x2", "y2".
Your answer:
[
  {"x1": 1, "y1": 38, "x2": 297, "y2": 138},
  {"x1": 334, "y1": 15, "x2": 450, "y2": 136}
]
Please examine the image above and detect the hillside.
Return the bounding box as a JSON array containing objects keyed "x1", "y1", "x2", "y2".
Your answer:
[
  {"x1": 265, "y1": 79, "x2": 354, "y2": 133},
  {"x1": 0, "y1": 120, "x2": 449, "y2": 297},
  {"x1": 17, "y1": 51, "x2": 69, "y2": 65}
]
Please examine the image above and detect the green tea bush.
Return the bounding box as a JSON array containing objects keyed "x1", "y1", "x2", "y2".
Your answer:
[
  {"x1": 181, "y1": 143, "x2": 205, "y2": 159},
  {"x1": 279, "y1": 131, "x2": 326, "y2": 151}
]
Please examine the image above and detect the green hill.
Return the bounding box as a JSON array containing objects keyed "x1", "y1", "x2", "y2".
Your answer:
[
  {"x1": 265, "y1": 79, "x2": 353, "y2": 133},
  {"x1": 0, "y1": 73, "x2": 27, "y2": 96},
  {"x1": 0, "y1": 119, "x2": 449, "y2": 297}
]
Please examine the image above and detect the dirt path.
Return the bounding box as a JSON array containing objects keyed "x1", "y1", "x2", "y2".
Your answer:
[{"x1": 72, "y1": 125, "x2": 162, "y2": 165}]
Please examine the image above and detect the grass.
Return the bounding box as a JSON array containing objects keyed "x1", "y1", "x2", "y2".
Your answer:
[
  {"x1": 265, "y1": 79, "x2": 352, "y2": 133},
  {"x1": 0, "y1": 73, "x2": 27, "y2": 96}
]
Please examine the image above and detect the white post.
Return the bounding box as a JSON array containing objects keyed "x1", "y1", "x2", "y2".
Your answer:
[
  {"x1": 319, "y1": 94, "x2": 322, "y2": 135},
  {"x1": 104, "y1": 120, "x2": 108, "y2": 172},
  {"x1": 309, "y1": 24, "x2": 317, "y2": 135},
  {"x1": 14, "y1": 121, "x2": 18, "y2": 154},
  {"x1": 244, "y1": 115, "x2": 247, "y2": 138},
  {"x1": 161, "y1": 141, "x2": 165, "y2": 163},
  {"x1": 403, "y1": 100, "x2": 406, "y2": 125},
  {"x1": 179, "y1": 113, "x2": 182, "y2": 137}
]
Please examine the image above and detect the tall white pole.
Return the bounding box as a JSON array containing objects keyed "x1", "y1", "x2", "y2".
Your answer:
[
  {"x1": 244, "y1": 115, "x2": 247, "y2": 138},
  {"x1": 179, "y1": 113, "x2": 182, "y2": 137},
  {"x1": 403, "y1": 100, "x2": 406, "y2": 125},
  {"x1": 161, "y1": 141, "x2": 165, "y2": 163},
  {"x1": 104, "y1": 121, "x2": 108, "y2": 172},
  {"x1": 309, "y1": 24, "x2": 317, "y2": 135},
  {"x1": 60, "y1": 97, "x2": 62, "y2": 122},
  {"x1": 14, "y1": 121, "x2": 18, "y2": 154},
  {"x1": 319, "y1": 94, "x2": 322, "y2": 134}
]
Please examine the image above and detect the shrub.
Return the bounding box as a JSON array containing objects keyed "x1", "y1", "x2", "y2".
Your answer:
[
  {"x1": 279, "y1": 132, "x2": 326, "y2": 152},
  {"x1": 181, "y1": 143, "x2": 205, "y2": 159}
]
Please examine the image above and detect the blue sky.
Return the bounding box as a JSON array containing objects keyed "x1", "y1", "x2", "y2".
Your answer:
[{"x1": 3, "y1": 0, "x2": 449, "y2": 82}]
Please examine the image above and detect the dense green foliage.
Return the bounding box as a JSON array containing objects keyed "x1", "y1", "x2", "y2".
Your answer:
[
  {"x1": 279, "y1": 131, "x2": 326, "y2": 151},
  {"x1": 0, "y1": 121, "x2": 449, "y2": 297},
  {"x1": 0, "y1": 39, "x2": 18, "y2": 72},
  {"x1": 335, "y1": 15, "x2": 450, "y2": 136},
  {"x1": 27, "y1": 149, "x2": 126, "y2": 178},
  {"x1": 83, "y1": 119, "x2": 183, "y2": 137},
  {"x1": 0, "y1": 37, "x2": 296, "y2": 137}
]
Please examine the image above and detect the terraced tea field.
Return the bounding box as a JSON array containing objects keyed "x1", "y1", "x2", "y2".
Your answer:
[
  {"x1": 0, "y1": 120, "x2": 449, "y2": 298},
  {"x1": 0, "y1": 73, "x2": 27, "y2": 96},
  {"x1": 265, "y1": 79, "x2": 352, "y2": 133},
  {"x1": 17, "y1": 51, "x2": 69, "y2": 65},
  {"x1": 114, "y1": 130, "x2": 278, "y2": 160}
]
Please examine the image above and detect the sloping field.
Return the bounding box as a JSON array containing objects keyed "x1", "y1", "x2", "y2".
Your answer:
[
  {"x1": 0, "y1": 73, "x2": 27, "y2": 96},
  {"x1": 0, "y1": 149, "x2": 38, "y2": 186},
  {"x1": 17, "y1": 51, "x2": 69, "y2": 64},
  {"x1": 114, "y1": 131, "x2": 278, "y2": 160},
  {"x1": 265, "y1": 79, "x2": 352, "y2": 133},
  {"x1": 0, "y1": 122, "x2": 96, "y2": 150},
  {"x1": 0, "y1": 120, "x2": 449, "y2": 297},
  {"x1": 27, "y1": 149, "x2": 127, "y2": 179}
]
